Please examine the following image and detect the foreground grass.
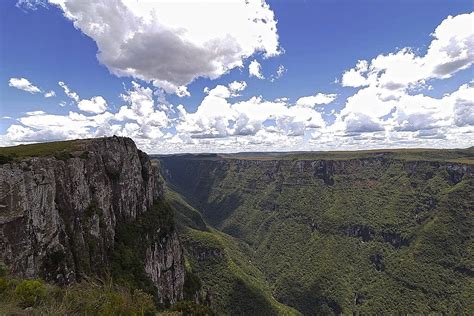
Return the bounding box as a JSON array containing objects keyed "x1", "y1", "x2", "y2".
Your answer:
[
  {"x1": 0, "y1": 270, "x2": 157, "y2": 315},
  {"x1": 0, "y1": 272, "x2": 209, "y2": 316}
]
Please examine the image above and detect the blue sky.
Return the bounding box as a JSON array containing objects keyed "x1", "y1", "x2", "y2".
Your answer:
[{"x1": 0, "y1": 0, "x2": 473, "y2": 153}]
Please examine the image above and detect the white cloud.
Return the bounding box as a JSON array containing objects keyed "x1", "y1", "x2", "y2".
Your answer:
[
  {"x1": 452, "y1": 84, "x2": 474, "y2": 127},
  {"x1": 175, "y1": 86, "x2": 190, "y2": 98},
  {"x1": 296, "y1": 93, "x2": 337, "y2": 107},
  {"x1": 1, "y1": 81, "x2": 473, "y2": 152},
  {"x1": 334, "y1": 112, "x2": 385, "y2": 134},
  {"x1": 270, "y1": 64, "x2": 286, "y2": 81},
  {"x1": 333, "y1": 81, "x2": 474, "y2": 137},
  {"x1": 228, "y1": 81, "x2": 247, "y2": 95},
  {"x1": 249, "y1": 59, "x2": 265, "y2": 79},
  {"x1": 8, "y1": 77, "x2": 41, "y2": 93},
  {"x1": 44, "y1": 90, "x2": 56, "y2": 98},
  {"x1": 77, "y1": 96, "x2": 108, "y2": 114},
  {"x1": 58, "y1": 81, "x2": 79, "y2": 102},
  {"x1": 45, "y1": 0, "x2": 280, "y2": 95},
  {"x1": 4, "y1": 10, "x2": 473, "y2": 152},
  {"x1": 0, "y1": 82, "x2": 172, "y2": 148},
  {"x1": 334, "y1": 13, "x2": 474, "y2": 138},
  {"x1": 274, "y1": 97, "x2": 289, "y2": 102},
  {"x1": 115, "y1": 81, "x2": 170, "y2": 139},
  {"x1": 341, "y1": 60, "x2": 370, "y2": 87},
  {"x1": 276, "y1": 65, "x2": 286, "y2": 78},
  {"x1": 176, "y1": 84, "x2": 325, "y2": 139},
  {"x1": 341, "y1": 13, "x2": 474, "y2": 91},
  {"x1": 58, "y1": 81, "x2": 109, "y2": 114},
  {"x1": 16, "y1": 0, "x2": 47, "y2": 10}
]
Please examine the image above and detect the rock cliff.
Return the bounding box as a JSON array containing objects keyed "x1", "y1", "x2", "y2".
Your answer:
[{"x1": 0, "y1": 137, "x2": 184, "y2": 304}]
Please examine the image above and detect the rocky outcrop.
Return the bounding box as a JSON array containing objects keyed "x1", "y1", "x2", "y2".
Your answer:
[
  {"x1": 0, "y1": 137, "x2": 184, "y2": 304},
  {"x1": 145, "y1": 232, "x2": 185, "y2": 304}
]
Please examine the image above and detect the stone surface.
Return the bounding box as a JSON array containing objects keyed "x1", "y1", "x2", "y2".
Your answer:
[{"x1": 0, "y1": 136, "x2": 184, "y2": 303}]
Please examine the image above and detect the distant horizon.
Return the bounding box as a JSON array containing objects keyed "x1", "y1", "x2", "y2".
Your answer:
[
  {"x1": 1, "y1": 1, "x2": 473, "y2": 153},
  {"x1": 0, "y1": 135, "x2": 472, "y2": 156}
]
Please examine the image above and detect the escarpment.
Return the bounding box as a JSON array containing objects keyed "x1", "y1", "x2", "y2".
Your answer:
[
  {"x1": 158, "y1": 151, "x2": 473, "y2": 314},
  {"x1": 0, "y1": 137, "x2": 184, "y2": 304}
]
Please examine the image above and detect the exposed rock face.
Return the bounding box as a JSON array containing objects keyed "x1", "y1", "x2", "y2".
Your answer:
[
  {"x1": 0, "y1": 137, "x2": 184, "y2": 304},
  {"x1": 145, "y1": 232, "x2": 185, "y2": 304}
]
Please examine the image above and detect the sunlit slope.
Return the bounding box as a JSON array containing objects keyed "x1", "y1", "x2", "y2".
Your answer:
[{"x1": 165, "y1": 189, "x2": 300, "y2": 315}]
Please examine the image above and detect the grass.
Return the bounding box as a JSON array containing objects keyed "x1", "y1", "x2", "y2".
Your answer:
[
  {"x1": 0, "y1": 139, "x2": 88, "y2": 160},
  {"x1": 0, "y1": 274, "x2": 157, "y2": 316},
  {"x1": 0, "y1": 273, "x2": 210, "y2": 316}
]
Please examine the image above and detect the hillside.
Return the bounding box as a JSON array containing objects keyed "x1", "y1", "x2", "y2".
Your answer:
[{"x1": 158, "y1": 149, "x2": 474, "y2": 314}]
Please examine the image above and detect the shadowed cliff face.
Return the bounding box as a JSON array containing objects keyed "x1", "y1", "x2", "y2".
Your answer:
[
  {"x1": 0, "y1": 137, "x2": 184, "y2": 304},
  {"x1": 158, "y1": 153, "x2": 473, "y2": 314}
]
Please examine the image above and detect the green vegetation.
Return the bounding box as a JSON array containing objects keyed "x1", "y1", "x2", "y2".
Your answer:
[
  {"x1": 0, "y1": 262, "x2": 210, "y2": 315},
  {"x1": 0, "y1": 269, "x2": 157, "y2": 315},
  {"x1": 160, "y1": 146, "x2": 474, "y2": 164},
  {"x1": 0, "y1": 200, "x2": 212, "y2": 315},
  {"x1": 165, "y1": 189, "x2": 300, "y2": 315},
  {"x1": 111, "y1": 200, "x2": 176, "y2": 299},
  {"x1": 159, "y1": 151, "x2": 474, "y2": 314},
  {"x1": 0, "y1": 139, "x2": 88, "y2": 161}
]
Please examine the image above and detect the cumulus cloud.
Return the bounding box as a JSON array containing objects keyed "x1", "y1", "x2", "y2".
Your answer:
[
  {"x1": 332, "y1": 82, "x2": 474, "y2": 136},
  {"x1": 78, "y1": 96, "x2": 108, "y2": 114},
  {"x1": 341, "y1": 60, "x2": 369, "y2": 87},
  {"x1": 1, "y1": 81, "x2": 172, "y2": 148},
  {"x1": 58, "y1": 81, "x2": 109, "y2": 113},
  {"x1": 296, "y1": 93, "x2": 337, "y2": 107},
  {"x1": 176, "y1": 84, "x2": 325, "y2": 139},
  {"x1": 341, "y1": 13, "x2": 474, "y2": 91},
  {"x1": 44, "y1": 90, "x2": 56, "y2": 98},
  {"x1": 8, "y1": 77, "x2": 41, "y2": 93},
  {"x1": 4, "y1": 8, "x2": 473, "y2": 152},
  {"x1": 249, "y1": 59, "x2": 265, "y2": 79},
  {"x1": 334, "y1": 13, "x2": 474, "y2": 138},
  {"x1": 447, "y1": 84, "x2": 474, "y2": 127},
  {"x1": 43, "y1": 0, "x2": 280, "y2": 95},
  {"x1": 3, "y1": 111, "x2": 114, "y2": 144},
  {"x1": 228, "y1": 81, "x2": 247, "y2": 94},
  {"x1": 115, "y1": 81, "x2": 170, "y2": 139},
  {"x1": 343, "y1": 112, "x2": 384, "y2": 134}
]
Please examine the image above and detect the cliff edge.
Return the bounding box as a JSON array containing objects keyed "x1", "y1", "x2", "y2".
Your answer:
[{"x1": 0, "y1": 137, "x2": 184, "y2": 304}]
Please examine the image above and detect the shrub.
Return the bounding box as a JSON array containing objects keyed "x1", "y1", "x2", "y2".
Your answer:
[
  {"x1": 14, "y1": 279, "x2": 47, "y2": 307},
  {"x1": 0, "y1": 278, "x2": 9, "y2": 295},
  {"x1": 0, "y1": 262, "x2": 8, "y2": 278},
  {"x1": 54, "y1": 150, "x2": 72, "y2": 161},
  {"x1": 170, "y1": 300, "x2": 212, "y2": 315},
  {"x1": 0, "y1": 154, "x2": 15, "y2": 165}
]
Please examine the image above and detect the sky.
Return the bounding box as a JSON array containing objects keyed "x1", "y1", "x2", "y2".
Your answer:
[{"x1": 0, "y1": 0, "x2": 473, "y2": 153}]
